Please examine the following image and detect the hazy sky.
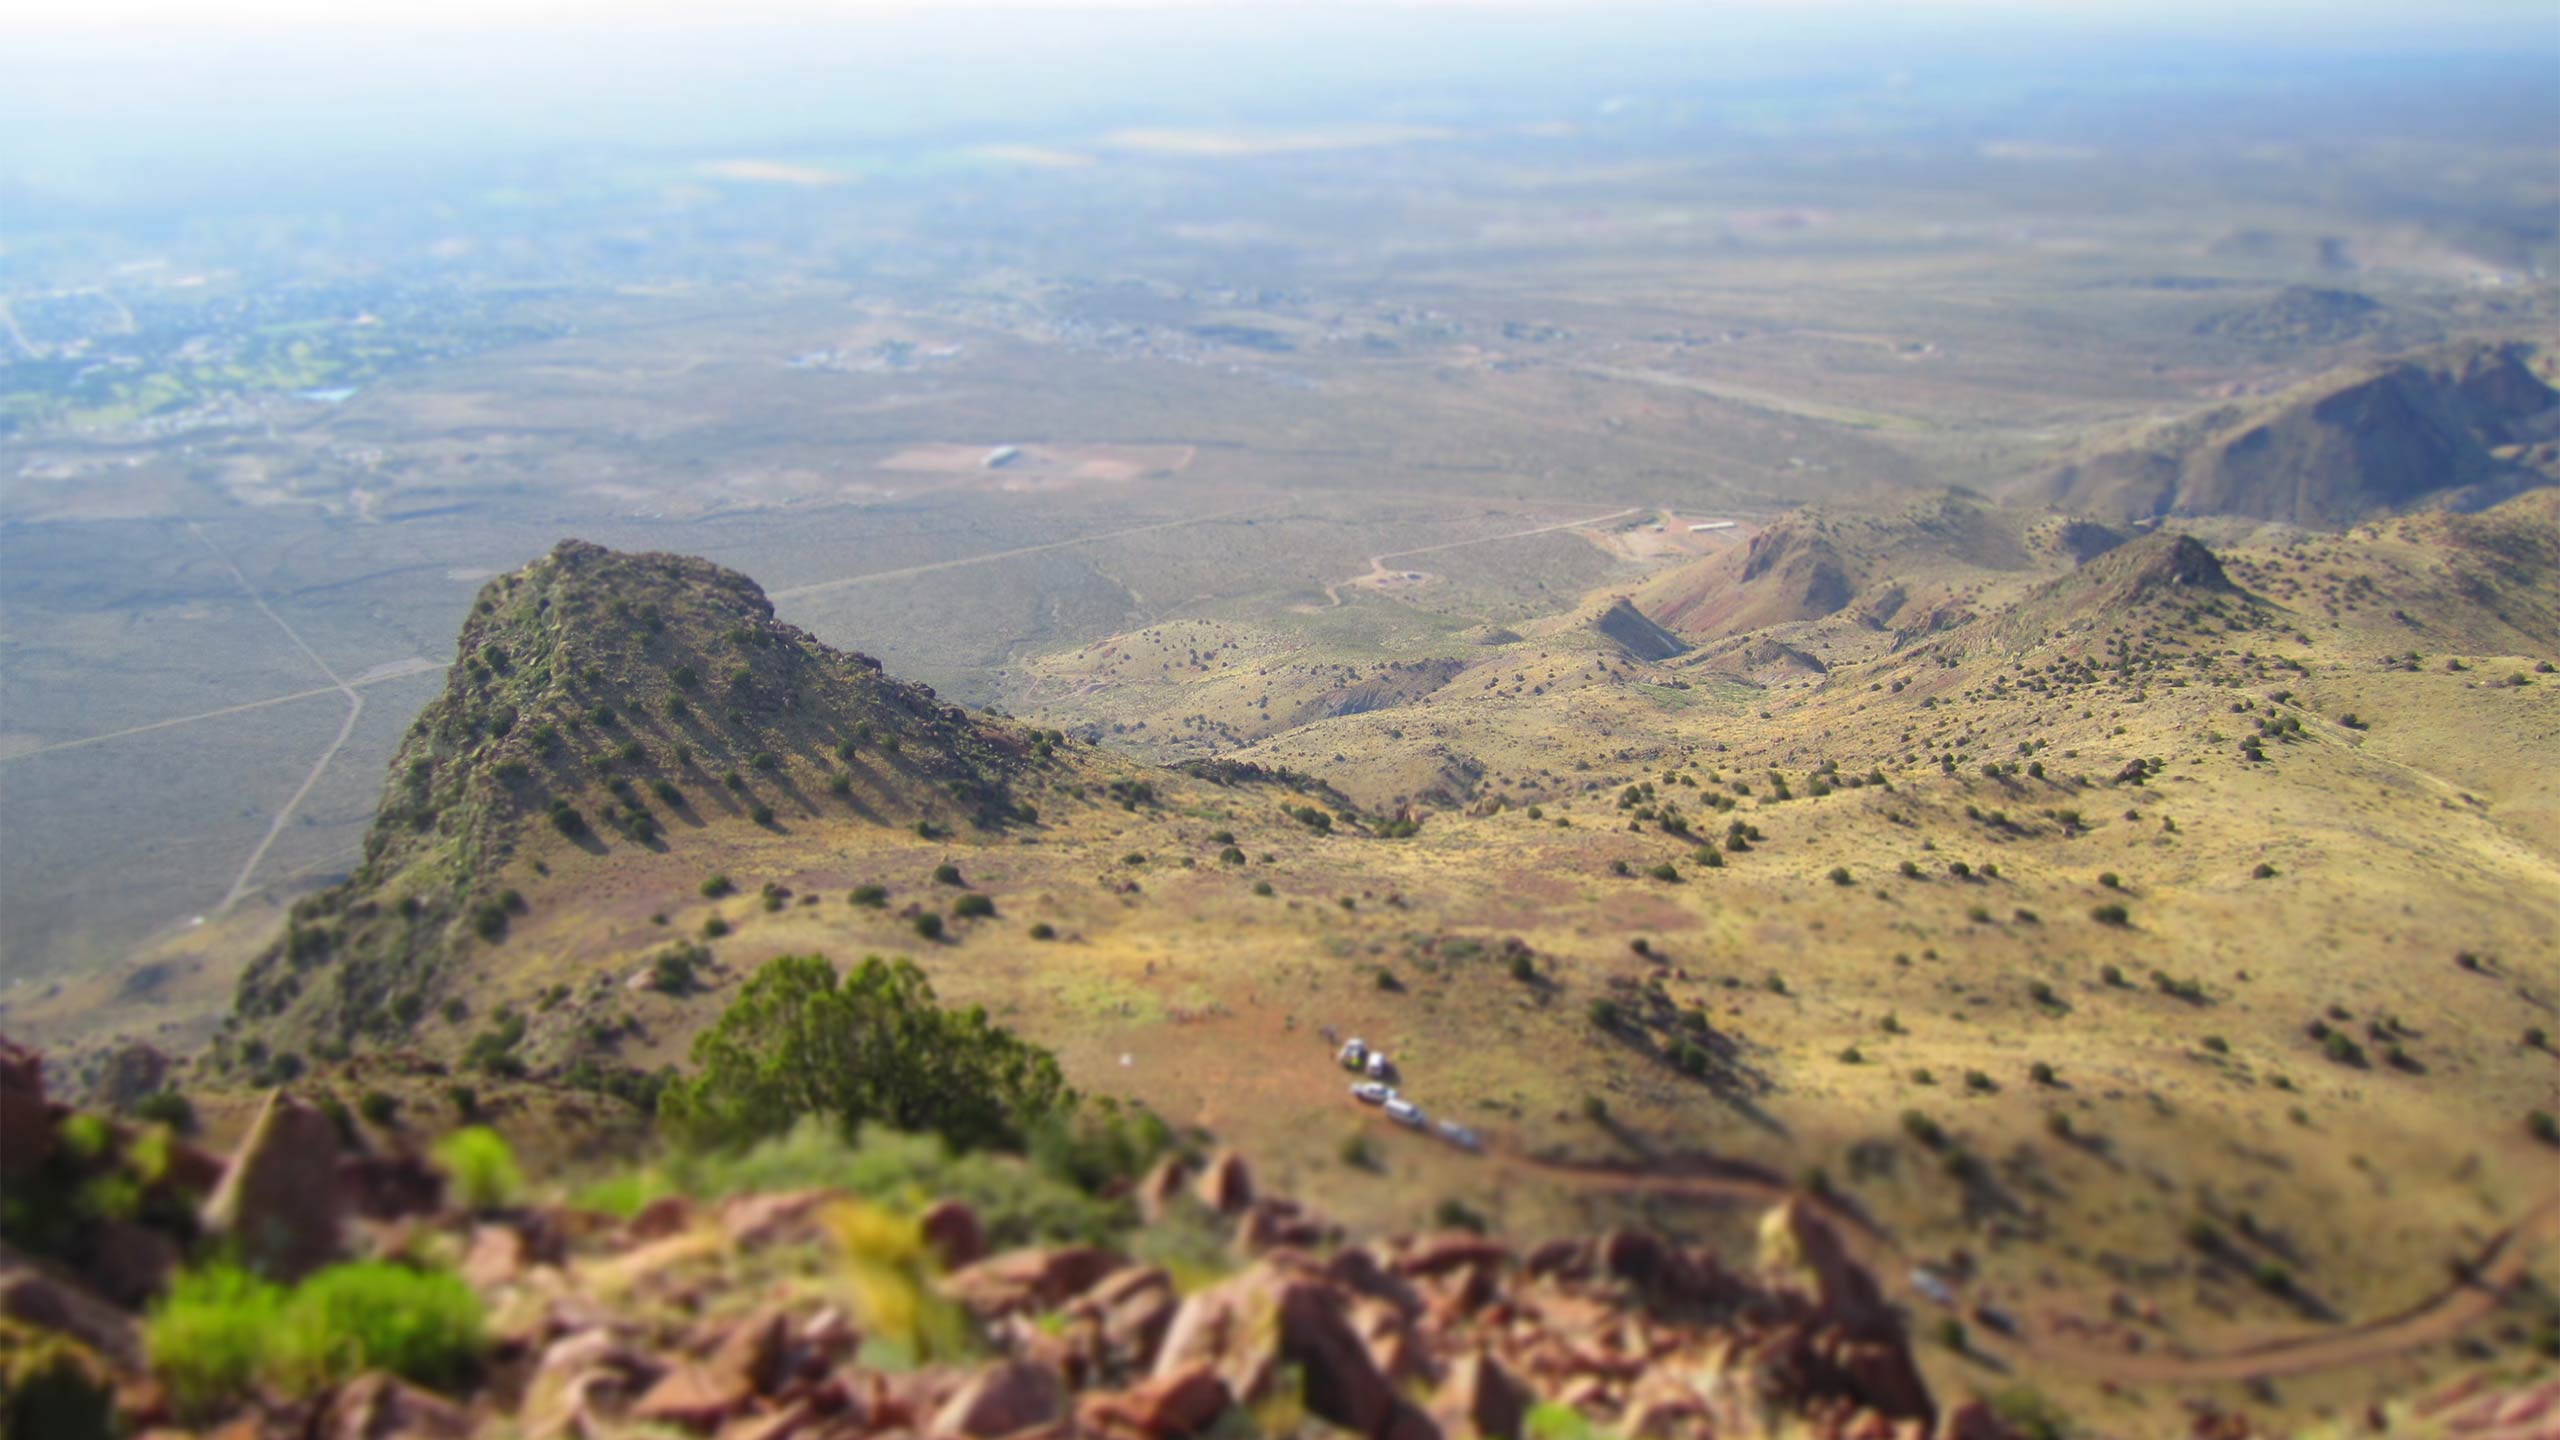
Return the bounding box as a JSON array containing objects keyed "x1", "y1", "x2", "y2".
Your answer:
[
  {"x1": 10, "y1": 0, "x2": 2554, "y2": 39},
  {"x1": 5, "y1": 0, "x2": 2547, "y2": 216}
]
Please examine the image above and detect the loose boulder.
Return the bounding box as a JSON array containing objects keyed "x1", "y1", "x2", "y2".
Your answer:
[{"x1": 197, "y1": 1089, "x2": 345, "y2": 1282}]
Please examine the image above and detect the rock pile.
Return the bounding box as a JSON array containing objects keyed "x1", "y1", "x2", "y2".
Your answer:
[{"x1": 0, "y1": 1035, "x2": 2025, "y2": 1440}]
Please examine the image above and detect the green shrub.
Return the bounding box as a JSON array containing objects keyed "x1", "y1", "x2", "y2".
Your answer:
[
  {"x1": 953, "y1": 894, "x2": 996, "y2": 919},
  {"x1": 1828, "y1": 866, "x2": 1852, "y2": 886},
  {"x1": 850, "y1": 884, "x2": 889, "y2": 908},
  {"x1": 431, "y1": 1127, "x2": 523, "y2": 1212},
  {"x1": 669, "y1": 1121, "x2": 1124, "y2": 1247},
  {"x1": 701, "y1": 874, "x2": 734, "y2": 898},
  {"x1": 148, "y1": 1264, "x2": 284, "y2": 1416},
  {"x1": 1028, "y1": 922, "x2": 1057, "y2": 941},
  {"x1": 914, "y1": 913, "x2": 945, "y2": 941},
  {"x1": 658, "y1": 954, "x2": 1070, "y2": 1155},
  {"x1": 2091, "y1": 902, "x2": 2130, "y2": 926},
  {"x1": 149, "y1": 1261, "x2": 483, "y2": 1415},
  {"x1": 933, "y1": 863, "x2": 965, "y2": 886},
  {"x1": 1987, "y1": 1386, "x2": 2069, "y2": 1440},
  {"x1": 132, "y1": 1091, "x2": 197, "y2": 1134},
  {"x1": 651, "y1": 943, "x2": 706, "y2": 995},
  {"x1": 268, "y1": 1262, "x2": 483, "y2": 1392},
  {"x1": 1525, "y1": 1402, "x2": 1603, "y2": 1440},
  {"x1": 1433, "y1": 1197, "x2": 1488, "y2": 1234},
  {"x1": 357, "y1": 1092, "x2": 397, "y2": 1127}
]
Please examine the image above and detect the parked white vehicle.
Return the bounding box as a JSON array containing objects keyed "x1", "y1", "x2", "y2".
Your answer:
[
  {"x1": 1909, "y1": 1267, "x2": 1957, "y2": 1307},
  {"x1": 1339, "y1": 1038, "x2": 1369, "y2": 1070},
  {"x1": 1364, "y1": 1052, "x2": 1394, "y2": 1081},
  {"x1": 1384, "y1": 1096, "x2": 1428, "y2": 1128},
  {"x1": 1435, "y1": 1120, "x2": 1483, "y2": 1152},
  {"x1": 1351, "y1": 1081, "x2": 1392, "y2": 1105}
]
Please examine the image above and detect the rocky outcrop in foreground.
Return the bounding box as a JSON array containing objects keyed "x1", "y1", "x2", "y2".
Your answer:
[{"x1": 13, "y1": 1035, "x2": 2544, "y2": 1440}]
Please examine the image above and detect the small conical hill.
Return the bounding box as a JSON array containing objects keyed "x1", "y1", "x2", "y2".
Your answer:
[{"x1": 229, "y1": 540, "x2": 1048, "y2": 1046}]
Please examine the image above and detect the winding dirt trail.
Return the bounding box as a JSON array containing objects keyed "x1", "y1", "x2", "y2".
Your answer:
[{"x1": 1483, "y1": 1142, "x2": 2559, "y2": 1383}]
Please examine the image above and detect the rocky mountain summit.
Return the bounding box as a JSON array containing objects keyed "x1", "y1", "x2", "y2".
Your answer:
[{"x1": 224, "y1": 540, "x2": 1058, "y2": 1056}]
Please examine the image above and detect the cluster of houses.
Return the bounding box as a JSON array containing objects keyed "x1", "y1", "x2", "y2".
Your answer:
[{"x1": 1337, "y1": 1038, "x2": 1482, "y2": 1152}]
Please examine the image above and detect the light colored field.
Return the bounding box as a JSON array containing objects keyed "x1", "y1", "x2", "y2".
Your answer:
[{"x1": 873, "y1": 442, "x2": 1196, "y2": 490}]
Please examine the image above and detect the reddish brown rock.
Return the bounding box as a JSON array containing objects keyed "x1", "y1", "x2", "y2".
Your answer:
[
  {"x1": 337, "y1": 1153, "x2": 445, "y2": 1221},
  {"x1": 1325, "y1": 1248, "x2": 1424, "y2": 1318},
  {"x1": 1133, "y1": 1156, "x2": 1192, "y2": 1225},
  {"x1": 705, "y1": 1308, "x2": 794, "y2": 1399},
  {"x1": 523, "y1": 1331, "x2": 664, "y2": 1438},
  {"x1": 1397, "y1": 1234, "x2": 1509, "y2": 1279},
  {"x1": 930, "y1": 1360, "x2": 1065, "y2": 1438},
  {"x1": 1351, "y1": 1297, "x2": 1434, "y2": 1389},
  {"x1": 718, "y1": 1400, "x2": 818, "y2": 1440},
  {"x1": 1192, "y1": 1149, "x2": 1255, "y2": 1216},
  {"x1": 1594, "y1": 1230, "x2": 1669, "y2": 1288},
  {"x1": 1068, "y1": 1265, "x2": 1179, "y2": 1371},
  {"x1": 626, "y1": 1194, "x2": 698, "y2": 1241},
  {"x1": 1758, "y1": 1199, "x2": 1892, "y2": 1337},
  {"x1": 921, "y1": 1200, "x2": 988, "y2": 1271},
  {"x1": 1084, "y1": 1364, "x2": 1232, "y2": 1439},
  {"x1": 1939, "y1": 1401, "x2": 2021, "y2": 1440},
  {"x1": 198, "y1": 1089, "x2": 345, "y2": 1282},
  {"x1": 1153, "y1": 1262, "x2": 1404, "y2": 1438},
  {"x1": 460, "y1": 1224, "x2": 532, "y2": 1288},
  {"x1": 1521, "y1": 1239, "x2": 1589, "y2": 1280},
  {"x1": 1432, "y1": 1352, "x2": 1528, "y2": 1440},
  {"x1": 1621, "y1": 1368, "x2": 1719, "y2": 1440},
  {"x1": 719, "y1": 1189, "x2": 835, "y2": 1247},
  {"x1": 800, "y1": 1307, "x2": 860, "y2": 1363},
  {"x1": 0, "y1": 1036, "x2": 55, "y2": 1181},
  {"x1": 0, "y1": 1266, "x2": 145, "y2": 1371},
  {"x1": 89, "y1": 1218, "x2": 180, "y2": 1305},
  {"x1": 1235, "y1": 1199, "x2": 1330, "y2": 1256},
  {"x1": 942, "y1": 1247, "x2": 1123, "y2": 1319},
  {"x1": 633, "y1": 1363, "x2": 761, "y2": 1431},
  {"x1": 317, "y1": 1372, "x2": 476, "y2": 1440}
]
